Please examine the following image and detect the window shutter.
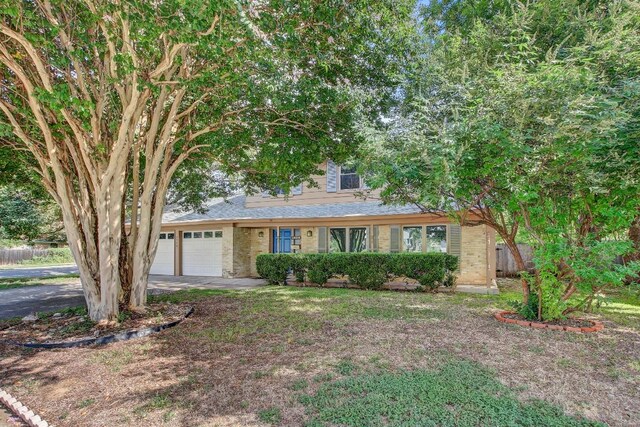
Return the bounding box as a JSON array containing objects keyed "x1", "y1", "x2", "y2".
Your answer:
[
  {"x1": 372, "y1": 225, "x2": 379, "y2": 252},
  {"x1": 390, "y1": 225, "x2": 401, "y2": 253},
  {"x1": 317, "y1": 227, "x2": 328, "y2": 253},
  {"x1": 448, "y1": 224, "x2": 462, "y2": 271},
  {"x1": 292, "y1": 183, "x2": 303, "y2": 195},
  {"x1": 326, "y1": 160, "x2": 337, "y2": 193}
]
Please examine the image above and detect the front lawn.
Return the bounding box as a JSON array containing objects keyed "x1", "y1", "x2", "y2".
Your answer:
[{"x1": 1, "y1": 281, "x2": 638, "y2": 426}]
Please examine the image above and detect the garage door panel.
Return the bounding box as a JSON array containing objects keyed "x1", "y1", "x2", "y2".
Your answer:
[
  {"x1": 150, "y1": 232, "x2": 175, "y2": 275},
  {"x1": 182, "y1": 230, "x2": 223, "y2": 276}
]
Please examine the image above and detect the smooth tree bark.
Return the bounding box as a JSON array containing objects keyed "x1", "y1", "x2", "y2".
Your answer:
[{"x1": 0, "y1": 0, "x2": 414, "y2": 321}]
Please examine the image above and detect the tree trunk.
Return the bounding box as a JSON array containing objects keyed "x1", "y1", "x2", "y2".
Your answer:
[{"x1": 499, "y1": 235, "x2": 531, "y2": 303}]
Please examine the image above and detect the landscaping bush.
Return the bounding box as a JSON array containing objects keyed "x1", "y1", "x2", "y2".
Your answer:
[
  {"x1": 256, "y1": 254, "x2": 295, "y2": 285},
  {"x1": 390, "y1": 253, "x2": 458, "y2": 291},
  {"x1": 306, "y1": 254, "x2": 334, "y2": 286},
  {"x1": 342, "y1": 253, "x2": 390, "y2": 290},
  {"x1": 256, "y1": 252, "x2": 458, "y2": 291}
]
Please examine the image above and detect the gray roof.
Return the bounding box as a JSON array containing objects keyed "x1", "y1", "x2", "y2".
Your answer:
[{"x1": 162, "y1": 195, "x2": 424, "y2": 224}]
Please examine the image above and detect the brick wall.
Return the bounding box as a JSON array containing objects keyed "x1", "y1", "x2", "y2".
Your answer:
[
  {"x1": 249, "y1": 228, "x2": 270, "y2": 276},
  {"x1": 459, "y1": 225, "x2": 489, "y2": 285},
  {"x1": 234, "y1": 223, "x2": 493, "y2": 286}
]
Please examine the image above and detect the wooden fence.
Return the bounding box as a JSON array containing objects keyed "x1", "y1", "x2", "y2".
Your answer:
[
  {"x1": 0, "y1": 248, "x2": 50, "y2": 266},
  {"x1": 495, "y1": 243, "x2": 534, "y2": 277}
]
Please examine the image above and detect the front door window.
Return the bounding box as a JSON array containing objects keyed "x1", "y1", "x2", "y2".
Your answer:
[{"x1": 272, "y1": 228, "x2": 300, "y2": 253}]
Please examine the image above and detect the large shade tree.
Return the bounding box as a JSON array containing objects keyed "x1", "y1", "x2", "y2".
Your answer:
[
  {"x1": 360, "y1": 0, "x2": 640, "y2": 316},
  {"x1": 0, "y1": 0, "x2": 416, "y2": 321}
]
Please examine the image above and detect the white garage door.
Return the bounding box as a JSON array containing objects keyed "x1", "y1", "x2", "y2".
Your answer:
[
  {"x1": 150, "y1": 232, "x2": 175, "y2": 275},
  {"x1": 182, "y1": 230, "x2": 223, "y2": 276}
]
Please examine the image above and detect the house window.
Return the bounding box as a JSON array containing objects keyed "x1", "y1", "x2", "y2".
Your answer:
[
  {"x1": 339, "y1": 166, "x2": 360, "y2": 190},
  {"x1": 403, "y1": 226, "x2": 422, "y2": 252},
  {"x1": 204, "y1": 231, "x2": 213, "y2": 238},
  {"x1": 167, "y1": 233, "x2": 174, "y2": 240},
  {"x1": 184, "y1": 232, "x2": 192, "y2": 239},
  {"x1": 214, "y1": 231, "x2": 223, "y2": 238},
  {"x1": 329, "y1": 227, "x2": 368, "y2": 252},
  {"x1": 193, "y1": 232, "x2": 202, "y2": 239},
  {"x1": 329, "y1": 228, "x2": 347, "y2": 252},
  {"x1": 426, "y1": 226, "x2": 447, "y2": 253},
  {"x1": 349, "y1": 228, "x2": 367, "y2": 252},
  {"x1": 159, "y1": 233, "x2": 166, "y2": 240}
]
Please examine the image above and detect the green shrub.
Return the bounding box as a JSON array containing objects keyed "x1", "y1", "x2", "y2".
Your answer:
[
  {"x1": 256, "y1": 252, "x2": 458, "y2": 291},
  {"x1": 255, "y1": 254, "x2": 292, "y2": 285},
  {"x1": 343, "y1": 253, "x2": 389, "y2": 290},
  {"x1": 306, "y1": 254, "x2": 334, "y2": 286},
  {"x1": 19, "y1": 247, "x2": 74, "y2": 266}
]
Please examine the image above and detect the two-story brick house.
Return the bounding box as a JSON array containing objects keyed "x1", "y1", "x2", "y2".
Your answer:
[{"x1": 151, "y1": 161, "x2": 497, "y2": 288}]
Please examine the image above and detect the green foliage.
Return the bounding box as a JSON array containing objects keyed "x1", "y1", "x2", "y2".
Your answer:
[
  {"x1": 509, "y1": 291, "x2": 539, "y2": 321},
  {"x1": 0, "y1": 190, "x2": 43, "y2": 241},
  {"x1": 257, "y1": 407, "x2": 282, "y2": 425},
  {"x1": 359, "y1": 0, "x2": 640, "y2": 318},
  {"x1": 256, "y1": 253, "x2": 458, "y2": 291},
  {"x1": 255, "y1": 254, "x2": 301, "y2": 285},
  {"x1": 300, "y1": 359, "x2": 604, "y2": 427},
  {"x1": 19, "y1": 247, "x2": 74, "y2": 266}
]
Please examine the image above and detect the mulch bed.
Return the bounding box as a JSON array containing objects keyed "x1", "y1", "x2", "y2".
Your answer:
[
  {"x1": 0, "y1": 303, "x2": 192, "y2": 345},
  {"x1": 495, "y1": 310, "x2": 604, "y2": 333}
]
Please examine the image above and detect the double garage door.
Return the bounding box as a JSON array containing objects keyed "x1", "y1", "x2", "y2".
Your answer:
[{"x1": 150, "y1": 230, "x2": 223, "y2": 276}]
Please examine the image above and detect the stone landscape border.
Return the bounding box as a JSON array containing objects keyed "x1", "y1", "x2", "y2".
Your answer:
[
  {"x1": 494, "y1": 310, "x2": 604, "y2": 333},
  {"x1": 2, "y1": 306, "x2": 194, "y2": 349},
  {"x1": 0, "y1": 388, "x2": 50, "y2": 427}
]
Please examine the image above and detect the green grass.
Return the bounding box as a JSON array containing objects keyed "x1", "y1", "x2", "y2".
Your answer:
[
  {"x1": 0, "y1": 274, "x2": 79, "y2": 290},
  {"x1": 258, "y1": 407, "x2": 282, "y2": 425},
  {"x1": 299, "y1": 359, "x2": 604, "y2": 427}
]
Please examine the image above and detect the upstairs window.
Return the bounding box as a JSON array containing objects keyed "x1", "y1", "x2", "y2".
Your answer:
[{"x1": 339, "y1": 166, "x2": 360, "y2": 190}]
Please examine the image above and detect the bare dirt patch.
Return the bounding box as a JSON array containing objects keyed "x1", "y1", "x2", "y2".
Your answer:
[{"x1": 0, "y1": 287, "x2": 638, "y2": 426}]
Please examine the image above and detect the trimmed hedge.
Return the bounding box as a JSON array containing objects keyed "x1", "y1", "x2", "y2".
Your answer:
[{"x1": 255, "y1": 252, "x2": 458, "y2": 291}]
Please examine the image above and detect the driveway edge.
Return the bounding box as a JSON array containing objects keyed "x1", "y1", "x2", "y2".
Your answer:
[{"x1": 0, "y1": 388, "x2": 50, "y2": 426}]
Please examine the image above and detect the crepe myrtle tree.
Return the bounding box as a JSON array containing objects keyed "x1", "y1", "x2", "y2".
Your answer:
[{"x1": 0, "y1": 0, "x2": 416, "y2": 321}]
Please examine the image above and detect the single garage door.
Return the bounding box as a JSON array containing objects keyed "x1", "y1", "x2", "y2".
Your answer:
[
  {"x1": 182, "y1": 230, "x2": 223, "y2": 276},
  {"x1": 150, "y1": 232, "x2": 175, "y2": 275}
]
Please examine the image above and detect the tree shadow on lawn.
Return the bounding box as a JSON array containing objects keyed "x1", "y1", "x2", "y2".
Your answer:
[{"x1": 1, "y1": 286, "x2": 639, "y2": 426}]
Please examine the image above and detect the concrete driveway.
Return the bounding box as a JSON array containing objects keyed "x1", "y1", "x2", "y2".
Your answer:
[
  {"x1": 0, "y1": 275, "x2": 265, "y2": 319},
  {"x1": 0, "y1": 265, "x2": 78, "y2": 279}
]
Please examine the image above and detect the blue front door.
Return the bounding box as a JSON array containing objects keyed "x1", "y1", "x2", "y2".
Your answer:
[{"x1": 272, "y1": 229, "x2": 292, "y2": 253}]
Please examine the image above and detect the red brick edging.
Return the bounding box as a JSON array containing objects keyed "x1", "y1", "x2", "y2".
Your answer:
[
  {"x1": 0, "y1": 388, "x2": 50, "y2": 427},
  {"x1": 494, "y1": 311, "x2": 604, "y2": 333}
]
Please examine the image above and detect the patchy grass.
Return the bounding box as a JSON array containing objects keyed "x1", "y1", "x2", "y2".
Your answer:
[
  {"x1": 0, "y1": 274, "x2": 79, "y2": 290},
  {"x1": 257, "y1": 407, "x2": 282, "y2": 425},
  {"x1": 300, "y1": 359, "x2": 603, "y2": 427},
  {"x1": 1, "y1": 282, "x2": 639, "y2": 427}
]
